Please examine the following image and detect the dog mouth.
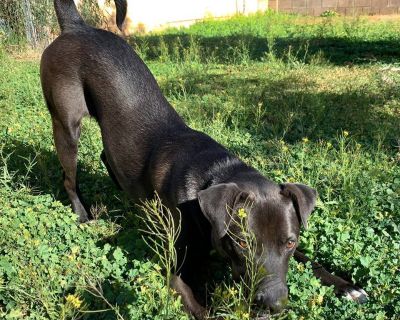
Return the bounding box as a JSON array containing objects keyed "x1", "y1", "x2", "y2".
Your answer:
[
  {"x1": 254, "y1": 293, "x2": 288, "y2": 313},
  {"x1": 231, "y1": 267, "x2": 289, "y2": 313},
  {"x1": 254, "y1": 279, "x2": 289, "y2": 313}
]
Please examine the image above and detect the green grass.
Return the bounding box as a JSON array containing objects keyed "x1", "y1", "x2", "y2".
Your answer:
[
  {"x1": 130, "y1": 11, "x2": 400, "y2": 65},
  {"x1": 0, "y1": 11, "x2": 399, "y2": 320}
]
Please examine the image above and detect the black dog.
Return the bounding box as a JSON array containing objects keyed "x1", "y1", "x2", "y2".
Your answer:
[{"x1": 41, "y1": 1, "x2": 367, "y2": 318}]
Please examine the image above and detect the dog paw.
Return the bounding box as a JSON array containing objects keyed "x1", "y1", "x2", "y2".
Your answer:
[{"x1": 342, "y1": 285, "x2": 368, "y2": 304}]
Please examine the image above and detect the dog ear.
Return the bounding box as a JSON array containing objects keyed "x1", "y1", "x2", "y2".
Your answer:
[
  {"x1": 280, "y1": 183, "x2": 317, "y2": 229},
  {"x1": 198, "y1": 183, "x2": 248, "y2": 239}
]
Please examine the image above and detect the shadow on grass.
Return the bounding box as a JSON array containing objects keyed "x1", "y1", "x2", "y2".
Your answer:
[
  {"x1": 223, "y1": 75, "x2": 399, "y2": 145},
  {"x1": 1, "y1": 139, "x2": 121, "y2": 210},
  {"x1": 0, "y1": 138, "x2": 151, "y2": 258},
  {"x1": 129, "y1": 34, "x2": 400, "y2": 66},
  {"x1": 159, "y1": 64, "x2": 400, "y2": 147}
]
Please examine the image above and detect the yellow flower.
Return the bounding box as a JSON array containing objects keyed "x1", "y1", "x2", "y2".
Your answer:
[
  {"x1": 154, "y1": 264, "x2": 162, "y2": 271},
  {"x1": 302, "y1": 137, "x2": 309, "y2": 143},
  {"x1": 23, "y1": 229, "x2": 30, "y2": 240},
  {"x1": 326, "y1": 142, "x2": 332, "y2": 148},
  {"x1": 242, "y1": 312, "x2": 250, "y2": 319},
  {"x1": 310, "y1": 294, "x2": 324, "y2": 307},
  {"x1": 71, "y1": 246, "x2": 80, "y2": 254},
  {"x1": 140, "y1": 285, "x2": 147, "y2": 293},
  {"x1": 296, "y1": 263, "x2": 305, "y2": 272},
  {"x1": 66, "y1": 294, "x2": 82, "y2": 309},
  {"x1": 343, "y1": 130, "x2": 349, "y2": 137},
  {"x1": 228, "y1": 287, "x2": 238, "y2": 296},
  {"x1": 237, "y1": 208, "x2": 247, "y2": 219}
]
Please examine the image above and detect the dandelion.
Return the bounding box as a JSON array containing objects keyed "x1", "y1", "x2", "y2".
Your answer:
[
  {"x1": 343, "y1": 130, "x2": 349, "y2": 137},
  {"x1": 302, "y1": 137, "x2": 309, "y2": 143},
  {"x1": 66, "y1": 294, "x2": 82, "y2": 309}
]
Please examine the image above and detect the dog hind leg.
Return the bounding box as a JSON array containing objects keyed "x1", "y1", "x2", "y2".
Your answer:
[
  {"x1": 100, "y1": 150, "x2": 122, "y2": 190},
  {"x1": 47, "y1": 83, "x2": 89, "y2": 222}
]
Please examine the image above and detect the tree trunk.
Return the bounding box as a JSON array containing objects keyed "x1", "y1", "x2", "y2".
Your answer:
[{"x1": 21, "y1": 0, "x2": 38, "y2": 47}]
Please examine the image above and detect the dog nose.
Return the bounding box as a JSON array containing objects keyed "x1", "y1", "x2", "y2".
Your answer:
[{"x1": 255, "y1": 283, "x2": 288, "y2": 313}]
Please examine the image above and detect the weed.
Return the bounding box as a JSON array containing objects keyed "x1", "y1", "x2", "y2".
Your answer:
[
  {"x1": 211, "y1": 205, "x2": 270, "y2": 319},
  {"x1": 320, "y1": 10, "x2": 339, "y2": 17},
  {"x1": 138, "y1": 194, "x2": 182, "y2": 318}
]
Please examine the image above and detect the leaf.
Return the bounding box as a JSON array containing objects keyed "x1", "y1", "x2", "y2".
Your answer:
[{"x1": 359, "y1": 256, "x2": 372, "y2": 268}]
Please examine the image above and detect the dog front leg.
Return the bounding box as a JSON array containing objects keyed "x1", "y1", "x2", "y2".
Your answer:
[
  {"x1": 171, "y1": 274, "x2": 208, "y2": 319},
  {"x1": 294, "y1": 250, "x2": 368, "y2": 303}
]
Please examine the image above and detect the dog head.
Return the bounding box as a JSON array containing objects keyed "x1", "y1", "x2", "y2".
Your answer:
[{"x1": 198, "y1": 181, "x2": 317, "y2": 312}]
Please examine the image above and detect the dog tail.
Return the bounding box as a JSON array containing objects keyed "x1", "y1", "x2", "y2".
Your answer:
[
  {"x1": 114, "y1": 0, "x2": 128, "y2": 31},
  {"x1": 54, "y1": 0, "x2": 127, "y2": 32}
]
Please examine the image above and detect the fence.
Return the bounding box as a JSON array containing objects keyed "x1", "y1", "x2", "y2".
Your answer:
[{"x1": 0, "y1": 0, "x2": 107, "y2": 47}]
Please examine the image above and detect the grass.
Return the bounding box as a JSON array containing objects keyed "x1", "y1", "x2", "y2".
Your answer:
[{"x1": 0, "y1": 11, "x2": 399, "y2": 320}]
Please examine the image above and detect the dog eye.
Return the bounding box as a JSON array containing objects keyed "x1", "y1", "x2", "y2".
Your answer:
[
  {"x1": 239, "y1": 241, "x2": 247, "y2": 249},
  {"x1": 286, "y1": 240, "x2": 296, "y2": 249}
]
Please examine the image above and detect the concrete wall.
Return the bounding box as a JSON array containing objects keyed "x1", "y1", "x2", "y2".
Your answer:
[
  {"x1": 268, "y1": 0, "x2": 400, "y2": 15},
  {"x1": 100, "y1": 0, "x2": 267, "y2": 33}
]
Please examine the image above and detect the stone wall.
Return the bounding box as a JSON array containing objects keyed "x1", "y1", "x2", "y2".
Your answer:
[{"x1": 268, "y1": 0, "x2": 400, "y2": 15}]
